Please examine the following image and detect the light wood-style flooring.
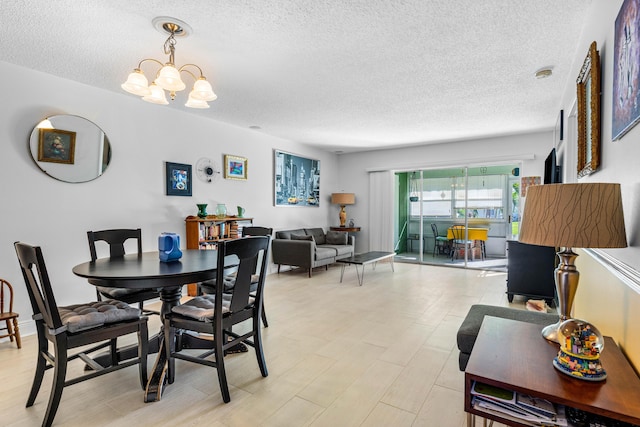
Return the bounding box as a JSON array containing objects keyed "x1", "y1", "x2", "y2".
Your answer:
[{"x1": 0, "y1": 262, "x2": 520, "y2": 426}]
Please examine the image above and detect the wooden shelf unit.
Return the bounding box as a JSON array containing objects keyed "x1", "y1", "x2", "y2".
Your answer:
[{"x1": 184, "y1": 215, "x2": 253, "y2": 295}]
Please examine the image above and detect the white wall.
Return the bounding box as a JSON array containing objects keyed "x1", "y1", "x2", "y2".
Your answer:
[
  {"x1": 0, "y1": 61, "x2": 340, "y2": 335},
  {"x1": 335, "y1": 131, "x2": 554, "y2": 254},
  {"x1": 557, "y1": 0, "x2": 640, "y2": 369}
]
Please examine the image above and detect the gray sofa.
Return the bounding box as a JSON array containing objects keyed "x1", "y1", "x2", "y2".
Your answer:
[{"x1": 272, "y1": 228, "x2": 355, "y2": 277}]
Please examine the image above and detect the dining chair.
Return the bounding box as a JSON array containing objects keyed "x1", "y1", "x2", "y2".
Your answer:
[
  {"x1": 164, "y1": 236, "x2": 270, "y2": 403},
  {"x1": 14, "y1": 242, "x2": 148, "y2": 427},
  {"x1": 430, "y1": 224, "x2": 450, "y2": 257},
  {"x1": 87, "y1": 228, "x2": 160, "y2": 315},
  {"x1": 0, "y1": 278, "x2": 21, "y2": 349},
  {"x1": 199, "y1": 226, "x2": 272, "y2": 327},
  {"x1": 450, "y1": 225, "x2": 476, "y2": 261}
]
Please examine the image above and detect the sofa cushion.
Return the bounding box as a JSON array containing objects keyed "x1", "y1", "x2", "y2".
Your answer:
[
  {"x1": 323, "y1": 244, "x2": 353, "y2": 257},
  {"x1": 315, "y1": 247, "x2": 337, "y2": 260},
  {"x1": 291, "y1": 233, "x2": 314, "y2": 242},
  {"x1": 305, "y1": 228, "x2": 326, "y2": 245},
  {"x1": 325, "y1": 230, "x2": 347, "y2": 245},
  {"x1": 276, "y1": 229, "x2": 305, "y2": 240}
]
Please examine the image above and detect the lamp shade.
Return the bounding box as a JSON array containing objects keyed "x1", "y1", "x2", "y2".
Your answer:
[
  {"x1": 190, "y1": 78, "x2": 217, "y2": 101},
  {"x1": 519, "y1": 183, "x2": 627, "y2": 249},
  {"x1": 121, "y1": 69, "x2": 151, "y2": 96},
  {"x1": 331, "y1": 193, "x2": 355, "y2": 205},
  {"x1": 156, "y1": 64, "x2": 186, "y2": 91},
  {"x1": 142, "y1": 83, "x2": 169, "y2": 105}
]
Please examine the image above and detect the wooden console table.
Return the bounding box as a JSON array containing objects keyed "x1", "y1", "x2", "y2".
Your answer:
[
  {"x1": 464, "y1": 317, "x2": 640, "y2": 426},
  {"x1": 330, "y1": 226, "x2": 361, "y2": 233}
]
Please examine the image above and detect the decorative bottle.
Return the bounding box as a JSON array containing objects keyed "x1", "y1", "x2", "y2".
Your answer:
[{"x1": 215, "y1": 203, "x2": 227, "y2": 219}]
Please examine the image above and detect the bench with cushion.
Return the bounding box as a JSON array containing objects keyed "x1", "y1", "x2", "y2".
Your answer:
[{"x1": 456, "y1": 304, "x2": 558, "y2": 370}]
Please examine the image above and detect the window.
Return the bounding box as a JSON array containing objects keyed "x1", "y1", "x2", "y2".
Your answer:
[{"x1": 410, "y1": 174, "x2": 507, "y2": 220}]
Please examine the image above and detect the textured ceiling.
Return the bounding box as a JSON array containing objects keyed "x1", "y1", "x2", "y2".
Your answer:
[{"x1": 0, "y1": 1, "x2": 591, "y2": 153}]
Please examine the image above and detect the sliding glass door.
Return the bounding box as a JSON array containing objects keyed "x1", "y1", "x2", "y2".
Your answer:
[{"x1": 395, "y1": 164, "x2": 520, "y2": 270}]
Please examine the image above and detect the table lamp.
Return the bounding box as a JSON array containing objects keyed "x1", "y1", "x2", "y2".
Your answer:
[
  {"x1": 518, "y1": 183, "x2": 627, "y2": 343},
  {"x1": 331, "y1": 193, "x2": 355, "y2": 227}
]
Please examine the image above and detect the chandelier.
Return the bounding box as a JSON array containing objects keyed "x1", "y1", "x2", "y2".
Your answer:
[{"x1": 121, "y1": 17, "x2": 217, "y2": 109}]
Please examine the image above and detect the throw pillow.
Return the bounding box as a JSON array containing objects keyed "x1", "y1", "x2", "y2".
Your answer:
[
  {"x1": 325, "y1": 230, "x2": 347, "y2": 245},
  {"x1": 291, "y1": 234, "x2": 314, "y2": 242}
]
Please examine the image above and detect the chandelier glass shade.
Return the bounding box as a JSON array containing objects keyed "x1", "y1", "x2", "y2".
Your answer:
[{"x1": 121, "y1": 19, "x2": 217, "y2": 109}]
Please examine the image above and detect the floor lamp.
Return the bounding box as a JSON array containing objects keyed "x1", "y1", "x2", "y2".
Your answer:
[{"x1": 518, "y1": 183, "x2": 627, "y2": 343}]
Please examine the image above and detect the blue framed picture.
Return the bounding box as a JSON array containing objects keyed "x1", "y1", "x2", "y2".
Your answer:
[
  {"x1": 223, "y1": 154, "x2": 247, "y2": 180},
  {"x1": 165, "y1": 161, "x2": 192, "y2": 196}
]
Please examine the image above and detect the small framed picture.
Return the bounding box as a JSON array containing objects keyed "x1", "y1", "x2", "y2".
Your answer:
[
  {"x1": 165, "y1": 162, "x2": 192, "y2": 196},
  {"x1": 38, "y1": 128, "x2": 76, "y2": 164},
  {"x1": 224, "y1": 155, "x2": 247, "y2": 180}
]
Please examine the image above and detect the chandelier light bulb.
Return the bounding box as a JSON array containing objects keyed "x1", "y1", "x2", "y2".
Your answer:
[
  {"x1": 121, "y1": 69, "x2": 151, "y2": 96},
  {"x1": 185, "y1": 93, "x2": 210, "y2": 109},
  {"x1": 156, "y1": 64, "x2": 186, "y2": 91},
  {"x1": 190, "y1": 78, "x2": 217, "y2": 101},
  {"x1": 142, "y1": 82, "x2": 169, "y2": 105}
]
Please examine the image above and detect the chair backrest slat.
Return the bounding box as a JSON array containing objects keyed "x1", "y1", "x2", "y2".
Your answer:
[
  {"x1": 217, "y1": 236, "x2": 269, "y2": 315},
  {"x1": 451, "y1": 225, "x2": 466, "y2": 241},
  {"x1": 87, "y1": 228, "x2": 142, "y2": 261},
  {"x1": 14, "y1": 242, "x2": 64, "y2": 329},
  {"x1": 241, "y1": 226, "x2": 273, "y2": 237},
  {"x1": 0, "y1": 278, "x2": 14, "y2": 314}
]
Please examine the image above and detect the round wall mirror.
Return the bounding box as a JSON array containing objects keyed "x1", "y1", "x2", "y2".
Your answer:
[{"x1": 29, "y1": 114, "x2": 112, "y2": 183}]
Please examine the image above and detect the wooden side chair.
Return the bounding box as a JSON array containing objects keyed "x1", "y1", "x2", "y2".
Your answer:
[
  {"x1": 87, "y1": 229, "x2": 159, "y2": 315},
  {"x1": 199, "y1": 226, "x2": 272, "y2": 327},
  {"x1": 14, "y1": 241, "x2": 149, "y2": 427},
  {"x1": 164, "y1": 236, "x2": 270, "y2": 403},
  {"x1": 0, "y1": 278, "x2": 21, "y2": 348}
]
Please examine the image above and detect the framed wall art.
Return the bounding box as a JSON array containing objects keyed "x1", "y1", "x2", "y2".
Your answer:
[
  {"x1": 612, "y1": 0, "x2": 640, "y2": 141},
  {"x1": 165, "y1": 162, "x2": 192, "y2": 196},
  {"x1": 554, "y1": 109, "x2": 564, "y2": 146},
  {"x1": 273, "y1": 149, "x2": 320, "y2": 207},
  {"x1": 577, "y1": 41, "x2": 601, "y2": 178},
  {"x1": 223, "y1": 155, "x2": 247, "y2": 180},
  {"x1": 38, "y1": 128, "x2": 76, "y2": 164}
]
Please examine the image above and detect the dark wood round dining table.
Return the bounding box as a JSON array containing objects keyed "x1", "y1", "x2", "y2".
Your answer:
[{"x1": 72, "y1": 249, "x2": 219, "y2": 402}]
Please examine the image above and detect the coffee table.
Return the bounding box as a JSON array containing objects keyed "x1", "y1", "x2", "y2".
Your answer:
[
  {"x1": 337, "y1": 251, "x2": 394, "y2": 285},
  {"x1": 464, "y1": 316, "x2": 640, "y2": 426}
]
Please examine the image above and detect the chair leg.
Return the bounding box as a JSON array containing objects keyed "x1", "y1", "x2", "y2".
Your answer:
[
  {"x1": 215, "y1": 330, "x2": 230, "y2": 403},
  {"x1": 110, "y1": 338, "x2": 118, "y2": 367},
  {"x1": 12, "y1": 318, "x2": 22, "y2": 348},
  {"x1": 261, "y1": 302, "x2": 269, "y2": 328},
  {"x1": 42, "y1": 337, "x2": 69, "y2": 427},
  {"x1": 164, "y1": 321, "x2": 175, "y2": 384},
  {"x1": 277, "y1": 264, "x2": 281, "y2": 274},
  {"x1": 138, "y1": 322, "x2": 149, "y2": 389},
  {"x1": 27, "y1": 324, "x2": 48, "y2": 407},
  {"x1": 253, "y1": 317, "x2": 268, "y2": 378},
  {"x1": 6, "y1": 319, "x2": 14, "y2": 342}
]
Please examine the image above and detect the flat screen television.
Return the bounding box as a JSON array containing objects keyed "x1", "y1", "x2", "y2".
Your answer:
[{"x1": 544, "y1": 148, "x2": 562, "y2": 184}]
